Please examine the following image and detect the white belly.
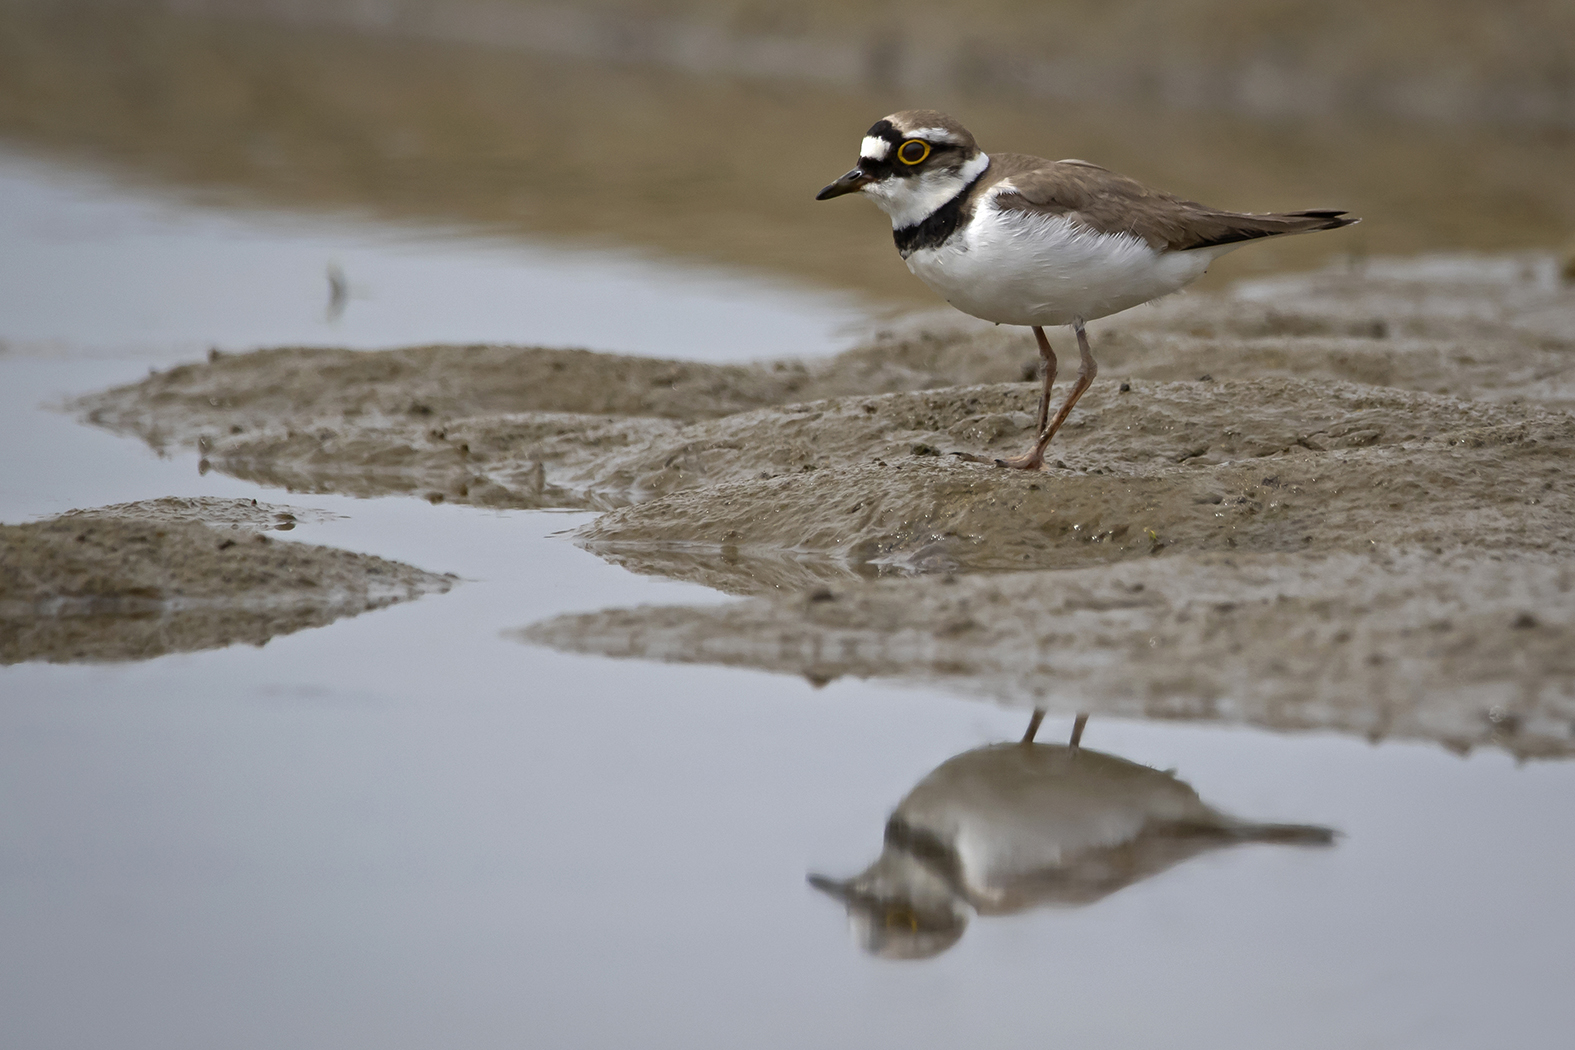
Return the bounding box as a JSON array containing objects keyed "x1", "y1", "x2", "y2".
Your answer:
[{"x1": 904, "y1": 206, "x2": 1233, "y2": 327}]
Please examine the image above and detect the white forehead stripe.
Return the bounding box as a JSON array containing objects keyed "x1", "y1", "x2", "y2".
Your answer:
[
  {"x1": 903, "y1": 127, "x2": 964, "y2": 146},
  {"x1": 860, "y1": 136, "x2": 890, "y2": 161}
]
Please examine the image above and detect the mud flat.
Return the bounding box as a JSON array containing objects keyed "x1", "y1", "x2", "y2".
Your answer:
[
  {"x1": 0, "y1": 497, "x2": 453, "y2": 664},
  {"x1": 66, "y1": 254, "x2": 1575, "y2": 754},
  {"x1": 70, "y1": 337, "x2": 1025, "y2": 508},
  {"x1": 71, "y1": 253, "x2": 1575, "y2": 516},
  {"x1": 523, "y1": 550, "x2": 1575, "y2": 758},
  {"x1": 575, "y1": 380, "x2": 1573, "y2": 591}
]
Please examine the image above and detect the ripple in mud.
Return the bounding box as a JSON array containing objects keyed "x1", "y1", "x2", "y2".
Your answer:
[{"x1": 0, "y1": 498, "x2": 453, "y2": 664}]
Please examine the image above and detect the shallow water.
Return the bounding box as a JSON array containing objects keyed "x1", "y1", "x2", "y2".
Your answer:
[
  {"x1": 0, "y1": 148, "x2": 867, "y2": 364},
  {"x1": 3, "y1": 33, "x2": 1575, "y2": 1050}
]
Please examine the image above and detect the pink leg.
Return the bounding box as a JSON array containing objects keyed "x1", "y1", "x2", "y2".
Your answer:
[{"x1": 996, "y1": 320, "x2": 1098, "y2": 471}]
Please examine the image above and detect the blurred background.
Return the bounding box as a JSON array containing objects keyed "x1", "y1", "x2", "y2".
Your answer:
[
  {"x1": 3, "y1": 0, "x2": 1573, "y2": 316},
  {"x1": 4, "y1": 5, "x2": 1575, "y2": 1049}
]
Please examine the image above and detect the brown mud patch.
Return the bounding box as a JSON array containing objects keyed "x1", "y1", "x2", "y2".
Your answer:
[
  {"x1": 55, "y1": 495, "x2": 343, "y2": 532},
  {"x1": 69, "y1": 326, "x2": 1031, "y2": 507},
  {"x1": 65, "y1": 255, "x2": 1575, "y2": 755},
  {"x1": 1, "y1": 498, "x2": 453, "y2": 664},
  {"x1": 522, "y1": 551, "x2": 1575, "y2": 759},
  {"x1": 71, "y1": 254, "x2": 1575, "y2": 516},
  {"x1": 1092, "y1": 257, "x2": 1575, "y2": 408},
  {"x1": 577, "y1": 381, "x2": 1574, "y2": 592}
]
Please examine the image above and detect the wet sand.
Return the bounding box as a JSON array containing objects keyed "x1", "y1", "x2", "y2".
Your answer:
[
  {"x1": 0, "y1": 496, "x2": 453, "y2": 664},
  {"x1": 523, "y1": 550, "x2": 1575, "y2": 758},
  {"x1": 60, "y1": 253, "x2": 1575, "y2": 755},
  {"x1": 74, "y1": 251, "x2": 1575, "y2": 518}
]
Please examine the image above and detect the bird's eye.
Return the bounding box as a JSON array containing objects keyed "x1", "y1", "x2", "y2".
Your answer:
[{"x1": 897, "y1": 139, "x2": 931, "y2": 165}]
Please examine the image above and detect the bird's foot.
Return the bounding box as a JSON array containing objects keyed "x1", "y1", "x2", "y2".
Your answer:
[
  {"x1": 947, "y1": 450, "x2": 1048, "y2": 471},
  {"x1": 992, "y1": 449, "x2": 1047, "y2": 471}
]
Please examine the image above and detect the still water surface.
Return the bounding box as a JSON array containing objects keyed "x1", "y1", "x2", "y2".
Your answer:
[
  {"x1": 2, "y1": 146, "x2": 1573, "y2": 1050},
  {"x1": 0, "y1": 148, "x2": 868, "y2": 364}
]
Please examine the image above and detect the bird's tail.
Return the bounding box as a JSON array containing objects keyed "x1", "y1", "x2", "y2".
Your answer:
[
  {"x1": 1185, "y1": 209, "x2": 1359, "y2": 251},
  {"x1": 1221, "y1": 820, "x2": 1337, "y2": 845},
  {"x1": 1267, "y1": 209, "x2": 1360, "y2": 234},
  {"x1": 1223, "y1": 209, "x2": 1359, "y2": 239}
]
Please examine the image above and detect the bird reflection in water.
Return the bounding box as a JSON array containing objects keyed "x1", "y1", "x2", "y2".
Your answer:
[{"x1": 809, "y1": 712, "x2": 1334, "y2": 959}]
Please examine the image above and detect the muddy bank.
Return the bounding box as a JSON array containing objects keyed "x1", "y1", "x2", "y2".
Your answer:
[
  {"x1": 1094, "y1": 255, "x2": 1575, "y2": 408},
  {"x1": 522, "y1": 550, "x2": 1575, "y2": 759},
  {"x1": 577, "y1": 380, "x2": 1574, "y2": 592},
  {"x1": 69, "y1": 325, "x2": 1028, "y2": 507},
  {"x1": 58, "y1": 252, "x2": 1575, "y2": 754},
  {"x1": 511, "y1": 252, "x2": 1575, "y2": 761},
  {"x1": 570, "y1": 256, "x2": 1575, "y2": 589},
  {"x1": 54, "y1": 495, "x2": 342, "y2": 532},
  {"x1": 0, "y1": 498, "x2": 453, "y2": 664},
  {"x1": 71, "y1": 253, "x2": 1575, "y2": 517}
]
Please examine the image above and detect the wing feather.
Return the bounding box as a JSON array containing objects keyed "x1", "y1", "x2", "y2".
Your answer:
[{"x1": 985, "y1": 154, "x2": 1355, "y2": 252}]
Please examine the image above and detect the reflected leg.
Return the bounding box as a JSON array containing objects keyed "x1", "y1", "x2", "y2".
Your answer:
[
  {"x1": 1022, "y1": 708, "x2": 1046, "y2": 744},
  {"x1": 1070, "y1": 713, "x2": 1089, "y2": 749}
]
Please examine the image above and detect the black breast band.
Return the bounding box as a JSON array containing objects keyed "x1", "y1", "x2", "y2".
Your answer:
[{"x1": 892, "y1": 168, "x2": 988, "y2": 257}]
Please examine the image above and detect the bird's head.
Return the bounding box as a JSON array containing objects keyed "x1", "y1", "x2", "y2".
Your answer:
[
  {"x1": 815, "y1": 110, "x2": 988, "y2": 229},
  {"x1": 807, "y1": 843, "x2": 970, "y2": 960}
]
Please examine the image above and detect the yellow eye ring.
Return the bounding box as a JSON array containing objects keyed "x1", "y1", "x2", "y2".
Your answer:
[{"x1": 897, "y1": 139, "x2": 931, "y2": 165}]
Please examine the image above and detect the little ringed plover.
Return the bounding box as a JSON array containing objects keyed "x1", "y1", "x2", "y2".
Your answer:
[{"x1": 817, "y1": 110, "x2": 1358, "y2": 470}]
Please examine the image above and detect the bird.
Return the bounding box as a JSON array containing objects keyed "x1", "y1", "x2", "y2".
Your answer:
[
  {"x1": 808, "y1": 714, "x2": 1334, "y2": 959},
  {"x1": 816, "y1": 111, "x2": 1358, "y2": 470}
]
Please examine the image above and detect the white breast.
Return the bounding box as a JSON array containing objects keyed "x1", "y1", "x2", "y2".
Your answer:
[{"x1": 904, "y1": 200, "x2": 1235, "y2": 327}]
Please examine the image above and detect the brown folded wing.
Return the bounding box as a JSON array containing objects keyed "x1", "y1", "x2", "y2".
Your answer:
[{"x1": 986, "y1": 153, "x2": 1356, "y2": 252}]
